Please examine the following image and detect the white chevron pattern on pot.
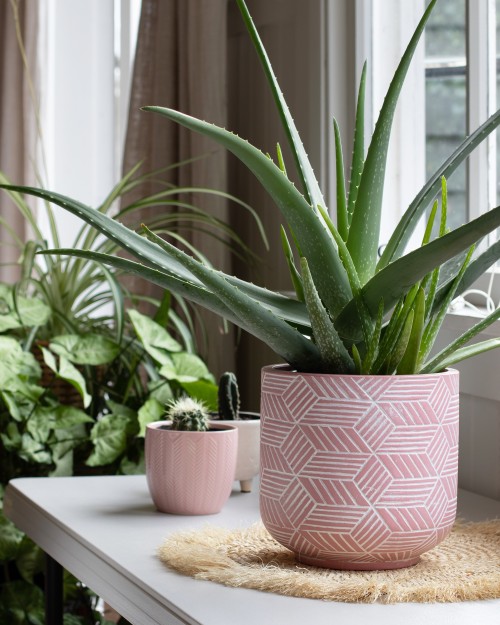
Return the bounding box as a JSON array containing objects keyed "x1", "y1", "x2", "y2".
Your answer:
[{"x1": 260, "y1": 366, "x2": 459, "y2": 570}]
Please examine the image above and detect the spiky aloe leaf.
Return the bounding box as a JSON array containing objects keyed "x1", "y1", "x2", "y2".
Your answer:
[
  {"x1": 385, "y1": 310, "x2": 414, "y2": 374},
  {"x1": 140, "y1": 107, "x2": 352, "y2": 318},
  {"x1": 139, "y1": 226, "x2": 322, "y2": 371},
  {"x1": 379, "y1": 108, "x2": 500, "y2": 270},
  {"x1": 396, "y1": 287, "x2": 426, "y2": 374},
  {"x1": 234, "y1": 0, "x2": 325, "y2": 211},
  {"x1": 418, "y1": 246, "x2": 474, "y2": 367},
  {"x1": 347, "y1": 62, "x2": 367, "y2": 227},
  {"x1": 336, "y1": 203, "x2": 500, "y2": 340},
  {"x1": 425, "y1": 338, "x2": 500, "y2": 372},
  {"x1": 0, "y1": 184, "x2": 312, "y2": 330},
  {"x1": 362, "y1": 299, "x2": 384, "y2": 374},
  {"x1": 421, "y1": 306, "x2": 500, "y2": 374},
  {"x1": 347, "y1": 0, "x2": 438, "y2": 283},
  {"x1": 300, "y1": 257, "x2": 354, "y2": 373},
  {"x1": 281, "y1": 227, "x2": 304, "y2": 302},
  {"x1": 333, "y1": 119, "x2": 348, "y2": 241}
]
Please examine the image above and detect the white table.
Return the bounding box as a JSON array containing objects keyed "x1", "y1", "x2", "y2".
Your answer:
[{"x1": 4, "y1": 475, "x2": 500, "y2": 625}]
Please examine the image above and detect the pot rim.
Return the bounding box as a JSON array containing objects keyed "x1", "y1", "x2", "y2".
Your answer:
[
  {"x1": 146, "y1": 420, "x2": 238, "y2": 433},
  {"x1": 262, "y1": 363, "x2": 458, "y2": 379}
]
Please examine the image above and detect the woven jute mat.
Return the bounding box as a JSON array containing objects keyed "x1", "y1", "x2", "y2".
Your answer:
[{"x1": 158, "y1": 520, "x2": 500, "y2": 603}]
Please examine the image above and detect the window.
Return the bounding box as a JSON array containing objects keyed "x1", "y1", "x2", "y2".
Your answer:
[
  {"x1": 358, "y1": 0, "x2": 498, "y2": 239},
  {"x1": 37, "y1": 0, "x2": 141, "y2": 245}
]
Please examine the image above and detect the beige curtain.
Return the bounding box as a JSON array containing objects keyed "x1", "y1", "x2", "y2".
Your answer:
[
  {"x1": 122, "y1": 0, "x2": 236, "y2": 379},
  {"x1": 0, "y1": 0, "x2": 38, "y2": 282}
]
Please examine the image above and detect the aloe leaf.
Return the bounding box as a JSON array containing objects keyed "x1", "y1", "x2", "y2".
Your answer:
[
  {"x1": 333, "y1": 119, "x2": 348, "y2": 241},
  {"x1": 379, "y1": 108, "x2": 500, "y2": 270},
  {"x1": 433, "y1": 240, "x2": 500, "y2": 314},
  {"x1": 419, "y1": 245, "x2": 474, "y2": 367},
  {"x1": 276, "y1": 143, "x2": 287, "y2": 175},
  {"x1": 421, "y1": 306, "x2": 500, "y2": 374},
  {"x1": 337, "y1": 203, "x2": 500, "y2": 340},
  {"x1": 362, "y1": 299, "x2": 384, "y2": 374},
  {"x1": 371, "y1": 296, "x2": 407, "y2": 373},
  {"x1": 347, "y1": 0, "x2": 437, "y2": 283},
  {"x1": 280, "y1": 227, "x2": 304, "y2": 301},
  {"x1": 396, "y1": 287, "x2": 426, "y2": 374},
  {"x1": 316, "y1": 204, "x2": 372, "y2": 342},
  {"x1": 140, "y1": 107, "x2": 351, "y2": 316},
  {"x1": 352, "y1": 344, "x2": 362, "y2": 373},
  {"x1": 347, "y1": 62, "x2": 367, "y2": 227},
  {"x1": 38, "y1": 247, "x2": 312, "y2": 335},
  {"x1": 424, "y1": 338, "x2": 500, "y2": 372},
  {"x1": 139, "y1": 226, "x2": 322, "y2": 371},
  {"x1": 234, "y1": 0, "x2": 325, "y2": 210},
  {"x1": 385, "y1": 310, "x2": 414, "y2": 374},
  {"x1": 300, "y1": 257, "x2": 354, "y2": 373}
]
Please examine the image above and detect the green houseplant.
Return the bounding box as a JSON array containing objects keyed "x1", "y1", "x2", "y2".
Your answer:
[{"x1": 3, "y1": 0, "x2": 500, "y2": 567}]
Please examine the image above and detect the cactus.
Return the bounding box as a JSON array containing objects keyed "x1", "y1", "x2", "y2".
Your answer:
[
  {"x1": 218, "y1": 372, "x2": 240, "y2": 420},
  {"x1": 167, "y1": 397, "x2": 209, "y2": 431}
]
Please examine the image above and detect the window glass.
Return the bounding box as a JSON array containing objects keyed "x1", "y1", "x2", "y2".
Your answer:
[{"x1": 425, "y1": 0, "x2": 467, "y2": 229}]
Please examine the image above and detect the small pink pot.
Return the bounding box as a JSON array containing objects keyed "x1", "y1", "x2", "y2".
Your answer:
[
  {"x1": 260, "y1": 365, "x2": 459, "y2": 570},
  {"x1": 145, "y1": 421, "x2": 238, "y2": 515}
]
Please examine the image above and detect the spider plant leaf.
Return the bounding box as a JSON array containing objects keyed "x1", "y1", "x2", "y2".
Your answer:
[
  {"x1": 280, "y1": 226, "x2": 304, "y2": 301},
  {"x1": 235, "y1": 0, "x2": 325, "y2": 211},
  {"x1": 333, "y1": 119, "x2": 348, "y2": 241},
  {"x1": 300, "y1": 257, "x2": 354, "y2": 373},
  {"x1": 421, "y1": 306, "x2": 500, "y2": 374},
  {"x1": 379, "y1": 107, "x2": 500, "y2": 270},
  {"x1": 347, "y1": 62, "x2": 367, "y2": 227},
  {"x1": 139, "y1": 108, "x2": 352, "y2": 316},
  {"x1": 347, "y1": 0, "x2": 437, "y2": 283},
  {"x1": 396, "y1": 287, "x2": 425, "y2": 374},
  {"x1": 336, "y1": 203, "x2": 500, "y2": 340},
  {"x1": 99, "y1": 263, "x2": 125, "y2": 344}
]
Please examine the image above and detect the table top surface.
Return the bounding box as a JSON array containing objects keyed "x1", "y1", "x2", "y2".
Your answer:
[{"x1": 4, "y1": 475, "x2": 500, "y2": 625}]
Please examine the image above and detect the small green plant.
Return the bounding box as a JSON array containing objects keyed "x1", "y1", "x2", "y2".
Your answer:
[
  {"x1": 167, "y1": 397, "x2": 209, "y2": 431},
  {"x1": 217, "y1": 372, "x2": 240, "y2": 420}
]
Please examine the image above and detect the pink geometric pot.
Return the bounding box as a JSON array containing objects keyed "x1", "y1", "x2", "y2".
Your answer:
[
  {"x1": 145, "y1": 421, "x2": 238, "y2": 515},
  {"x1": 260, "y1": 365, "x2": 459, "y2": 570}
]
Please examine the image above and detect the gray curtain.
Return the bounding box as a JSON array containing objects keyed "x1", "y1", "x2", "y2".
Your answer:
[
  {"x1": 0, "y1": 0, "x2": 38, "y2": 282},
  {"x1": 122, "y1": 0, "x2": 235, "y2": 378}
]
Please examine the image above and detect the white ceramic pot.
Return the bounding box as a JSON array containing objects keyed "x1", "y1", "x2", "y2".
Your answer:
[
  {"x1": 216, "y1": 412, "x2": 260, "y2": 492},
  {"x1": 145, "y1": 420, "x2": 238, "y2": 515}
]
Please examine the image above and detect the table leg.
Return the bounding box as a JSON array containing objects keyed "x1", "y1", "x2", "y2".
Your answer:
[{"x1": 45, "y1": 553, "x2": 63, "y2": 625}]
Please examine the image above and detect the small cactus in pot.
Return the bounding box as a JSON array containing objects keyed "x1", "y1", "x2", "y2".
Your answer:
[
  {"x1": 168, "y1": 397, "x2": 210, "y2": 431},
  {"x1": 145, "y1": 396, "x2": 238, "y2": 515},
  {"x1": 215, "y1": 372, "x2": 260, "y2": 493},
  {"x1": 217, "y1": 371, "x2": 240, "y2": 420}
]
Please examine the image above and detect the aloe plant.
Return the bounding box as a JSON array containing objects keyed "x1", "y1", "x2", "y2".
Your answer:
[{"x1": 3, "y1": 0, "x2": 500, "y2": 375}]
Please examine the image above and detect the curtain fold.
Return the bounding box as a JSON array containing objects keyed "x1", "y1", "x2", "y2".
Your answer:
[
  {"x1": 0, "y1": 0, "x2": 38, "y2": 282},
  {"x1": 122, "y1": 0, "x2": 235, "y2": 377}
]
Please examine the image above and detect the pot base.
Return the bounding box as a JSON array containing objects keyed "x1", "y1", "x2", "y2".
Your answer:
[{"x1": 297, "y1": 554, "x2": 421, "y2": 571}]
